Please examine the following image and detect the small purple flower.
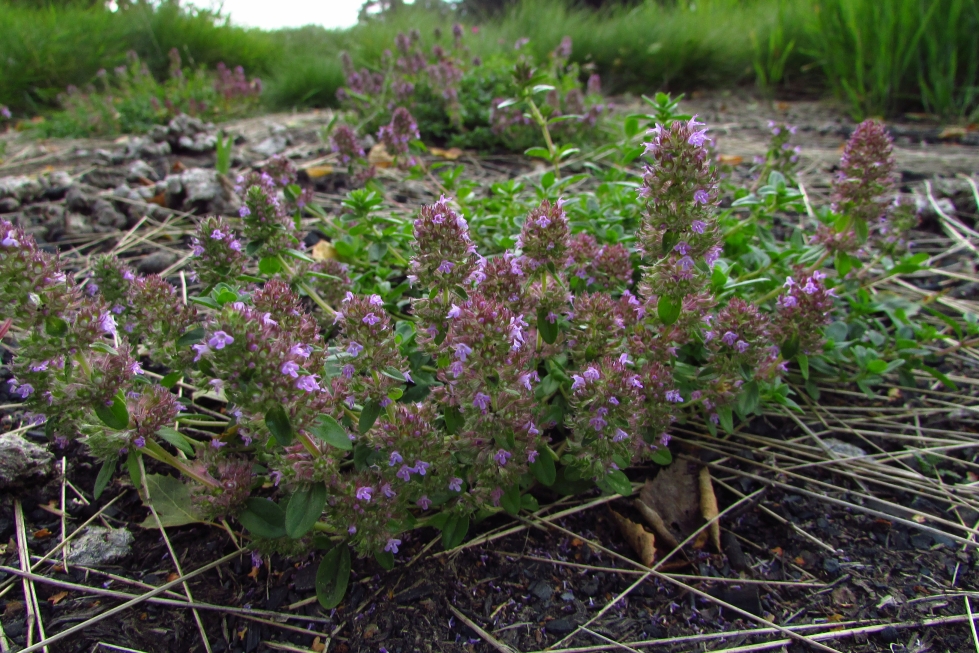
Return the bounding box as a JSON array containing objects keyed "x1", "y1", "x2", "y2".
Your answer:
[
  {"x1": 628, "y1": 375, "x2": 643, "y2": 389},
  {"x1": 99, "y1": 312, "x2": 118, "y2": 335},
  {"x1": 448, "y1": 477, "x2": 463, "y2": 492},
  {"x1": 453, "y1": 343, "x2": 473, "y2": 362},
  {"x1": 30, "y1": 361, "x2": 49, "y2": 372},
  {"x1": 341, "y1": 364, "x2": 355, "y2": 379},
  {"x1": 494, "y1": 449, "x2": 511, "y2": 466},
  {"x1": 270, "y1": 470, "x2": 283, "y2": 486},
  {"x1": 437, "y1": 260, "x2": 455, "y2": 274},
  {"x1": 674, "y1": 241, "x2": 691, "y2": 256},
  {"x1": 527, "y1": 450, "x2": 539, "y2": 463},
  {"x1": 735, "y1": 340, "x2": 749, "y2": 353},
  {"x1": 296, "y1": 375, "x2": 320, "y2": 392},
  {"x1": 389, "y1": 450, "x2": 403, "y2": 466},
  {"x1": 571, "y1": 375, "x2": 585, "y2": 390},
  {"x1": 12, "y1": 383, "x2": 34, "y2": 398},
  {"x1": 261, "y1": 313, "x2": 277, "y2": 327},
  {"x1": 239, "y1": 206, "x2": 251, "y2": 218},
  {"x1": 348, "y1": 526, "x2": 357, "y2": 535},
  {"x1": 382, "y1": 483, "x2": 396, "y2": 498},
  {"x1": 803, "y1": 279, "x2": 818, "y2": 294},
  {"x1": 449, "y1": 361, "x2": 464, "y2": 378},
  {"x1": 473, "y1": 392, "x2": 491, "y2": 412},
  {"x1": 1, "y1": 232, "x2": 19, "y2": 248},
  {"x1": 210, "y1": 229, "x2": 226, "y2": 240},
  {"x1": 208, "y1": 331, "x2": 234, "y2": 349},
  {"x1": 583, "y1": 367, "x2": 600, "y2": 382},
  {"x1": 133, "y1": 436, "x2": 146, "y2": 448},
  {"x1": 211, "y1": 438, "x2": 226, "y2": 449},
  {"x1": 356, "y1": 486, "x2": 373, "y2": 502},
  {"x1": 229, "y1": 239, "x2": 243, "y2": 252},
  {"x1": 525, "y1": 421, "x2": 540, "y2": 436},
  {"x1": 384, "y1": 538, "x2": 401, "y2": 554},
  {"x1": 612, "y1": 428, "x2": 629, "y2": 442},
  {"x1": 721, "y1": 331, "x2": 738, "y2": 346},
  {"x1": 192, "y1": 343, "x2": 211, "y2": 361},
  {"x1": 417, "y1": 495, "x2": 432, "y2": 510},
  {"x1": 281, "y1": 361, "x2": 300, "y2": 378},
  {"x1": 397, "y1": 465, "x2": 413, "y2": 482},
  {"x1": 413, "y1": 460, "x2": 430, "y2": 476},
  {"x1": 290, "y1": 343, "x2": 311, "y2": 358},
  {"x1": 447, "y1": 304, "x2": 462, "y2": 319},
  {"x1": 590, "y1": 416, "x2": 607, "y2": 431},
  {"x1": 362, "y1": 312, "x2": 381, "y2": 326},
  {"x1": 693, "y1": 190, "x2": 710, "y2": 205},
  {"x1": 346, "y1": 341, "x2": 364, "y2": 357},
  {"x1": 691, "y1": 220, "x2": 707, "y2": 234},
  {"x1": 665, "y1": 390, "x2": 683, "y2": 403},
  {"x1": 403, "y1": 370, "x2": 413, "y2": 383}
]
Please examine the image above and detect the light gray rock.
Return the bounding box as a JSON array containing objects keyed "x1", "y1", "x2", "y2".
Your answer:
[
  {"x1": 91, "y1": 198, "x2": 126, "y2": 228},
  {"x1": 0, "y1": 434, "x2": 53, "y2": 489},
  {"x1": 178, "y1": 132, "x2": 218, "y2": 152},
  {"x1": 0, "y1": 197, "x2": 20, "y2": 213},
  {"x1": 127, "y1": 159, "x2": 159, "y2": 183},
  {"x1": 0, "y1": 175, "x2": 42, "y2": 202},
  {"x1": 138, "y1": 140, "x2": 172, "y2": 159},
  {"x1": 181, "y1": 168, "x2": 221, "y2": 205},
  {"x1": 136, "y1": 251, "x2": 177, "y2": 274},
  {"x1": 251, "y1": 135, "x2": 289, "y2": 158},
  {"x1": 66, "y1": 526, "x2": 133, "y2": 567},
  {"x1": 65, "y1": 186, "x2": 92, "y2": 213},
  {"x1": 40, "y1": 171, "x2": 73, "y2": 198},
  {"x1": 823, "y1": 438, "x2": 867, "y2": 459},
  {"x1": 65, "y1": 212, "x2": 94, "y2": 235}
]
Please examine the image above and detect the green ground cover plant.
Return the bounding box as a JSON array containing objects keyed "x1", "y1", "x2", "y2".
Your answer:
[{"x1": 1, "y1": 67, "x2": 957, "y2": 606}]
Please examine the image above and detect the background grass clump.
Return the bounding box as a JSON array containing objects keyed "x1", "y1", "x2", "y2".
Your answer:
[{"x1": 1, "y1": 0, "x2": 977, "y2": 140}]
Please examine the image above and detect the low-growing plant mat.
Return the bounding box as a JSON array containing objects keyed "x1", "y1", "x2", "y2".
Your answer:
[{"x1": 1, "y1": 94, "x2": 979, "y2": 653}]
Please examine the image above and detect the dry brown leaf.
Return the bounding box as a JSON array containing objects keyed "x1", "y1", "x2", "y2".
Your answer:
[
  {"x1": 148, "y1": 192, "x2": 167, "y2": 207},
  {"x1": 368, "y1": 143, "x2": 394, "y2": 168},
  {"x1": 639, "y1": 461, "x2": 701, "y2": 542},
  {"x1": 311, "y1": 240, "x2": 337, "y2": 261},
  {"x1": 775, "y1": 102, "x2": 791, "y2": 112},
  {"x1": 32, "y1": 528, "x2": 52, "y2": 540},
  {"x1": 171, "y1": 161, "x2": 186, "y2": 173},
  {"x1": 430, "y1": 146, "x2": 464, "y2": 160},
  {"x1": 47, "y1": 591, "x2": 68, "y2": 605},
  {"x1": 312, "y1": 637, "x2": 325, "y2": 653},
  {"x1": 304, "y1": 165, "x2": 335, "y2": 179},
  {"x1": 717, "y1": 154, "x2": 743, "y2": 165},
  {"x1": 166, "y1": 572, "x2": 179, "y2": 583},
  {"x1": 247, "y1": 565, "x2": 260, "y2": 580},
  {"x1": 770, "y1": 546, "x2": 783, "y2": 556},
  {"x1": 938, "y1": 126, "x2": 967, "y2": 140},
  {"x1": 610, "y1": 509, "x2": 656, "y2": 566},
  {"x1": 698, "y1": 466, "x2": 721, "y2": 552},
  {"x1": 632, "y1": 498, "x2": 679, "y2": 550}
]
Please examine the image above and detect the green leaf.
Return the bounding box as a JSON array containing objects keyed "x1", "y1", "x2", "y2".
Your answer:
[
  {"x1": 650, "y1": 447, "x2": 672, "y2": 466},
  {"x1": 160, "y1": 372, "x2": 183, "y2": 389},
  {"x1": 126, "y1": 450, "x2": 142, "y2": 493},
  {"x1": 156, "y1": 426, "x2": 195, "y2": 456},
  {"x1": 285, "y1": 483, "x2": 328, "y2": 538},
  {"x1": 524, "y1": 146, "x2": 552, "y2": 160},
  {"x1": 853, "y1": 218, "x2": 869, "y2": 243},
  {"x1": 45, "y1": 316, "x2": 69, "y2": 338},
  {"x1": 265, "y1": 405, "x2": 294, "y2": 446},
  {"x1": 176, "y1": 327, "x2": 205, "y2": 348},
  {"x1": 359, "y1": 400, "x2": 382, "y2": 434},
  {"x1": 834, "y1": 251, "x2": 853, "y2": 276},
  {"x1": 258, "y1": 256, "x2": 282, "y2": 275},
  {"x1": 797, "y1": 353, "x2": 809, "y2": 380},
  {"x1": 374, "y1": 550, "x2": 395, "y2": 570},
  {"x1": 441, "y1": 514, "x2": 470, "y2": 549},
  {"x1": 537, "y1": 308, "x2": 558, "y2": 344},
  {"x1": 139, "y1": 474, "x2": 207, "y2": 528},
  {"x1": 736, "y1": 381, "x2": 760, "y2": 416},
  {"x1": 96, "y1": 392, "x2": 130, "y2": 430},
  {"x1": 921, "y1": 365, "x2": 957, "y2": 390},
  {"x1": 540, "y1": 171, "x2": 556, "y2": 189},
  {"x1": 94, "y1": 456, "x2": 117, "y2": 500},
  {"x1": 604, "y1": 469, "x2": 633, "y2": 497},
  {"x1": 310, "y1": 415, "x2": 352, "y2": 450},
  {"x1": 657, "y1": 295, "x2": 681, "y2": 326},
  {"x1": 500, "y1": 486, "x2": 521, "y2": 516},
  {"x1": 866, "y1": 359, "x2": 888, "y2": 374},
  {"x1": 316, "y1": 544, "x2": 351, "y2": 609},
  {"x1": 624, "y1": 116, "x2": 640, "y2": 138},
  {"x1": 520, "y1": 494, "x2": 539, "y2": 512},
  {"x1": 717, "y1": 405, "x2": 734, "y2": 434},
  {"x1": 443, "y1": 405, "x2": 465, "y2": 435},
  {"x1": 238, "y1": 497, "x2": 286, "y2": 539},
  {"x1": 529, "y1": 450, "x2": 556, "y2": 486}
]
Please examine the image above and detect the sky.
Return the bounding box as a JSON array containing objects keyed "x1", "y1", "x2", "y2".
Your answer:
[{"x1": 186, "y1": 0, "x2": 366, "y2": 31}]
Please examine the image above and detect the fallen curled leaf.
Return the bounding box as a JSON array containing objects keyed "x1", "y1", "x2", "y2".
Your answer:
[
  {"x1": 47, "y1": 591, "x2": 68, "y2": 605},
  {"x1": 570, "y1": 538, "x2": 582, "y2": 547},
  {"x1": 633, "y1": 498, "x2": 679, "y2": 550},
  {"x1": 828, "y1": 613, "x2": 844, "y2": 623},
  {"x1": 167, "y1": 572, "x2": 179, "y2": 582},
  {"x1": 368, "y1": 143, "x2": 394, "y2": 168},
  {"x1": 610, "y1": 509, "x2": 656, "y2": 566},
  {"x1": 247, "y1": 565, "x2": 260, "y2": 580},
  {"x1": 304, "y1": 165, "x2": 335, "y2": 179},
  {"x1": 698, "y1": 466, "x2": 721, "y2": 552},
  {"x1": 831, "y1": 586, "x2": 855, "y2": 607},
  {"x1": 775, "y1": 102, "x2": 791, "y2": 112},
  {"x1": 32, "y1": 528, "x2": 52, "y2": 540},
  {"x1": 312, "y1": 637, "x2": 325, "y2": 653},
  {"x1": 171, "y1": 160, "x2": 186, "y2": 173},
  {"x1": 639, "y1": 461, "x2": 701, "y2": 543},
  {"x1": 134, "y1": 176, "x2": 155, "y2": 187},
  {"x1": 311, "y1": 240, "x2": 337, "y2": 261},
  {"x1": 717, "y1": 154, "x2": 743, "y2": 165},
  {"x1": 770, "y1": 547, "x2": 783, "y2": 556},
  {"x1": 793, "y1": 556, "x2": 806, "y2": 566},
  {"x1": 430, "y1": 146, "x2": 464, "y2": 160},
  {"x1": 148, "y1": 192, "x2": 167, "y2": 207}
]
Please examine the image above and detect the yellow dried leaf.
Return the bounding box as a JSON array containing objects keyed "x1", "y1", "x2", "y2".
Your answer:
[
  {"x1": 368, "y1": 143, "x2": 394, "y2": 168},
  {"x1": 311, "y1": 240, "x2": 337, "y2": 261},
  {"x1": 312, "y1": 637, "x2": 325, "y2": 653},
  {"x1": 633, "y1": 498, "x2": 679, "y2": 550},
  {"x1": 610, "y1": 509, "x2": 656, "y2": 566},
  {"x1": 717, "y1": 154, "x2": 743, "y2": 165},
  {"x1": 430, "y1": 146, "x2": 464, "y2": 160},
  {"x1": 305, "y1": 165, "x2": 335, "y2": 179},
  {"x1": 699, "y1": 466, "x2": 721, "y2": 552}
]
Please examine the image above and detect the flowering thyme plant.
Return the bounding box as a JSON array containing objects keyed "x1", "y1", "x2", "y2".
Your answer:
[{"x1": 1, "y1": 109, "x2": 933, "y2": 607}]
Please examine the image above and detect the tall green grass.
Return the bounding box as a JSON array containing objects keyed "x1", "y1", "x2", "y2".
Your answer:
[
  {"x1": 810, "y1": 0, "x2": 979, "y2": 119},
  {"x1": 1, "y1": 0, "x2": 976, "y2": 122}
]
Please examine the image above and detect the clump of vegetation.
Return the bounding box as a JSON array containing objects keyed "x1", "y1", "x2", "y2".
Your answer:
[{"x1": 33, "y1": 49, "x2": 262, "y2": 138}]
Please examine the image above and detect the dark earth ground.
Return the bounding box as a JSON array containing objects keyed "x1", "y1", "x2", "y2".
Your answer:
[{"x1": 2, "y1": 89, "x2": 979, "y2": 653}]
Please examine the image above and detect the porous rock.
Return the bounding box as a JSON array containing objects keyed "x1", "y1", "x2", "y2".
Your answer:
[
  {"x1": 181, "y1": 168, "x2": 221, "y2": 205},
  {"x1": 0, "y1": 434, "x2": 54, "y2": 489},
  {"x1": 66, "y1": 526, "x2": 133, "y2": 567},
  {"x1": 0, "y1": 175, "x2": 42, "y2": 202}
]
